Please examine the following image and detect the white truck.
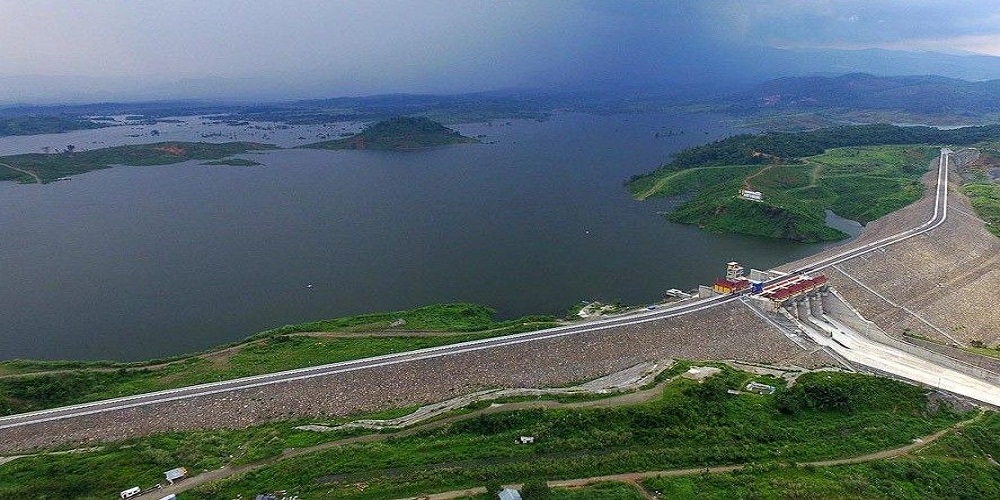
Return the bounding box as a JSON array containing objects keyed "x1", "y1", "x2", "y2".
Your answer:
[{"x1": 119, "y1": 487, "x2": 141, "y2": 499}]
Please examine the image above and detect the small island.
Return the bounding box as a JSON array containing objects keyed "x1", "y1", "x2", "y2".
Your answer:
[
  {"x1": 300, "y1": 116, "x2": 478, "y2": 151},
  {"x1": 201, "y1": 158, "x2": 261, "y2": 166}
]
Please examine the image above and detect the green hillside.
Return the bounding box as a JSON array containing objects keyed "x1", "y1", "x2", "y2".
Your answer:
[
  {"x1": 0, "y1": 366, "x2": 974, "y2": 499},
  {"x1": 626, "y1": 123, "x2": 1000, "y2": 241}
]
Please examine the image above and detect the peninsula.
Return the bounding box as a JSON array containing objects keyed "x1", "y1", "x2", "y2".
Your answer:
[
  {"x1": 0, "y1": 116, "x2": 108, "y2": 137},
  {"x1": 300, "y1": 116, "x2": 478, "y2": 151},
  {"x1": 0, "y1": 141, "x2": 272, "y2": 183},
  {"x1": 627, "y1": 123, "x2": 1000, "y2": 242}
]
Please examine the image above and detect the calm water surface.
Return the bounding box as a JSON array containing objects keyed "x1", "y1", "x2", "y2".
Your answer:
[{"x1": 0, "y1": 113, "x2": 849, "y2": 360}]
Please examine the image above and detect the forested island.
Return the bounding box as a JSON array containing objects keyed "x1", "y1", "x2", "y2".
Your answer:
[
  {"x1": 0, "y1": 116, "x2": 108, "y2": 137},
  {"x1": 0, "y1": 142, "x2": 271, "y2": 183},
  {"x1": 628, "y1": 124, "x2": 1000, "y2": 242},
  {"x1": 300, "y1": 116, "x2": 478, "y2": 151}
]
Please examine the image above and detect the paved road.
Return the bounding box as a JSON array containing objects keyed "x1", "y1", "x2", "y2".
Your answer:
[{"x1": 0, "y1": 150, "x2": 955, "y2": 430}]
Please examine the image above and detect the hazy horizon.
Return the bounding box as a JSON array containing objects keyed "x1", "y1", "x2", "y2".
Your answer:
[{"x1": 2, "y1": 0, "x2": 1000, "y2": 104}]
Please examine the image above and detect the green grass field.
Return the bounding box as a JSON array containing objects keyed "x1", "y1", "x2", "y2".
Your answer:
[
  {"x1": 180, "y1": 370, "x2": 961, "y2": 499},
  {"x1": 961, "y1": 182, "x2": 1000, "y2": 237}
]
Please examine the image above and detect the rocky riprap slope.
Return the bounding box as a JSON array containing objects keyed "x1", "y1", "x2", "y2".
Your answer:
[
  {"x1": 781, "y1": 167, "x2": 1000, "y2": 347},
  {"x1": 0, "y1": 302, "x2": 827, "y2": 453}
]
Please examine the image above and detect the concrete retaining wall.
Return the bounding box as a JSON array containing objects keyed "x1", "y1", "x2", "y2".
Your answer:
[
  {"x1": 906, "y1": 337, "x2": 1000, "y2": 373},
  {"x1": 827, "y1": 289, "x2": 1000, "y2": 386}
]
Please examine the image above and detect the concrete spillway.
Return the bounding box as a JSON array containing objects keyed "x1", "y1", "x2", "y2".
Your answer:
[{"x1": 777, "y1": 289, "x2": 1000, "y2": 408}]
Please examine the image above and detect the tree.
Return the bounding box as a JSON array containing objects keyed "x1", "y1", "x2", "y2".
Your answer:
[
  {"x1": 483, "y1": 482, "x2": 503, "y2": 498},
  {"x1": 520, "y1": 481, "x2": 551, "y2": 499},
  {"x1": 685, "y1": 374, "x2": 729, "y2": 402}
]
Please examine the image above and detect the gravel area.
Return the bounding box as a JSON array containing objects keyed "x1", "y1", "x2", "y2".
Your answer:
[
  {"x1": 829, "y1": 191, "x2": 998, "y2": 346},
  {"x1": 0, "y1": 302, "x2": 828, "y2": 453},
  {"x1": 313, "y1": 360, "x2": 671, "y2": 433}
]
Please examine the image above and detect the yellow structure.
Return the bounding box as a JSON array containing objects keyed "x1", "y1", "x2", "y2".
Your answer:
[{"x1": 713, "y1": 261, "x2": 749, "y2": 294}]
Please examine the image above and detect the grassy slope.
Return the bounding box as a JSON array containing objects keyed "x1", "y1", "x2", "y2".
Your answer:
[
  {"x1": 300, "y1": 116, "x2": 478, "y2": 151},
  {"x1": 0, "y1": 369, "x2": 967, "y2": 499},
  {"x1": 0, "y1": 303, "x2": 558, "y2": 416},
  {"x1": 634, "y1": 145, "x2": 934, "y2": 242},
  {"x1": 644, "y1": 412, "x2": 1000, "y2": 499},
  {"x1": 961, "y1": 182, "x2": 1000, "y2": 237},
  {"x1": 180, "y1": 371, "x2": 962, "y2": 499},
  {"x1": 954, "y1": 143, "x2": 1000, "y2": 237},
  {"x1": 0, "y1": 141, "x2": 272, "y2": 183}
]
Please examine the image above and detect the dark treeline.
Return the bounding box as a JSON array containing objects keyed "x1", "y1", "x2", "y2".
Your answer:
[
  {"x1": 658, "y1": 123, "x2": 1000, "y2": 172},
  {"x1": 726, "y1": 73, "x2": 1000, "y2": 116},
  {"x1": 0, "y1": 116, "x2": 108, "y2": 137}
]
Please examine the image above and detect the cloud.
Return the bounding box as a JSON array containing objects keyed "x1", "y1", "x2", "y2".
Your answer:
[
  {"x1": 700, "y1": 0, "x2": 1000, "y2": 54},
  {"x1": 0, "y1": 0, "x2": 998, "y2": 101},
  {"x1": 878, "y1": 34, "x2": 1000, "y2": 56}
]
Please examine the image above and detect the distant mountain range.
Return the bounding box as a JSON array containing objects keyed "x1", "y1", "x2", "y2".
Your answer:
[
  {"x1": 741, "y1": 47, "x2": 1000, "y2": 83},
  {"x1": 3, "y1": 72, "x2": 998, "y2": 132},
  {"x1": 727, "y1": 73, "x2": 1000, "y2": 115},
  {"x1": 3, "y1": 46, "x2": 1000, "y2": 105},
  {"x1": 715, "y1": 73, "x2": 1000, "y2": 129}
]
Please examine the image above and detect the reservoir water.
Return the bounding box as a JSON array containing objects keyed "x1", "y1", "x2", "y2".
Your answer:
[{"x1": 0, "y1": 112, "x2": 849, "y2": 361}]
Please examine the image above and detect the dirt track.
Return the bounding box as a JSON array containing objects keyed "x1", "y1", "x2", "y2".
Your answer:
[
  {"x1": 0, "y1": 162, "x2": 41, "y2": 183},
  {"x1": 418, "y1": 411, "x2": 986, "y2": 500}
]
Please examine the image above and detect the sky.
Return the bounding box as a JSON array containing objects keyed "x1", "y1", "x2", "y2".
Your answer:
[{"x1": 1, "y1": 0, "x2": 999, "y2": 102}]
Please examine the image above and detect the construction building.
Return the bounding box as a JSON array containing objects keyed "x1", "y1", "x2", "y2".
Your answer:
[
  {"x1": 738, "y1": 189, "x2": 763, "y2": 202},
  {"x1": 712, "y1": 261, "x2": 751, "y2": 294},
  {"x1": 756, "y1": 274, "x2": 829, "y2": 311},
  {"x1": 713, "y1": 278, "x2": 750, "y2": 294}
]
